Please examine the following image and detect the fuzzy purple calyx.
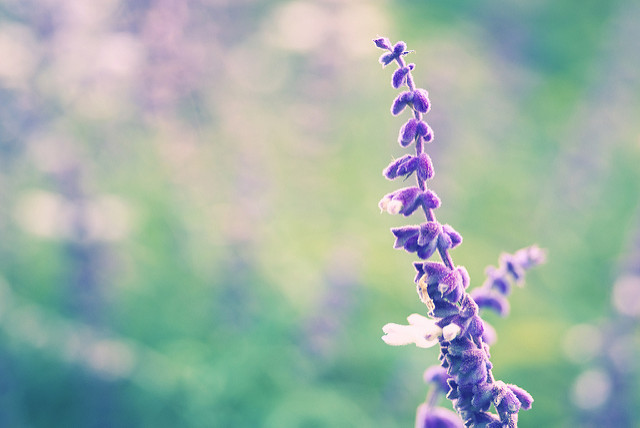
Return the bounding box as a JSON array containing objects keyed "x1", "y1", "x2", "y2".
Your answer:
[
  {"x1": 379, "y1": 187, "x2": 440, "y2": 217},
  {"x1": 417, "y1": 153, "x2": 434, "y2": 181},
  {"x1": 373, "y1": 37, "x2": 392, "y2": 50},
  {"x1": 383, "y1": 155, "x2": 418, "y2": 180},
  {"x1": 377, "y1": 41, "x2": 408, "y2": 67},
  {"x1": 391, "y1": 64, "x2": 414, "y2": 89},
  {"x1": 398, "y1": 119, "x2": 433, "y2": 147},
  {"x1": 391, "y1": 91, "x2": 413, "y2": 115},
  {"x1": 412, "y1": 88, "x2": 431, "y2": 113}
]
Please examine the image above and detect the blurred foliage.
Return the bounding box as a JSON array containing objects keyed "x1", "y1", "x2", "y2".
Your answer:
[{"x1": 1, "y1": 0, "x2": 640, "y2": 427}]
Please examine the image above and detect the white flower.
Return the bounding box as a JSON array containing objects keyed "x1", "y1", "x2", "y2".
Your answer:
[
  {"x1": 382, "y1": 313, "x2": 442, "y2": 348},
  {"x1": 442, "y1": 323, "x2": 461, "y2": 341},
  {"x1": 378, "y1": 195, "x2": 403, "y2": 215}
]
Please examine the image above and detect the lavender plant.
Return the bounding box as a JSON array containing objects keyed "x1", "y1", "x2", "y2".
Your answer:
[{"x1": 373, "y1": 37, "x2": 545, "y2": 428}]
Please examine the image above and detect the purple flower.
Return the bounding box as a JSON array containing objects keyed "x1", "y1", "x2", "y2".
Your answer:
[{"x1": 372, "y1": 38, "x2": 544, "y2": 428}]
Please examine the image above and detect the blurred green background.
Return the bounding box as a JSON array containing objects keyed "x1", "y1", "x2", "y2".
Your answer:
[{"x1": 1, "y1": 0, "x2": 640, "y2": 427}]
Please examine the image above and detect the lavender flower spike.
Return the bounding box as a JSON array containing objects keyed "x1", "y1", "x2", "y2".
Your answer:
[{"x1": 372, "y1": 38, "x2": 545, "y2": 427}]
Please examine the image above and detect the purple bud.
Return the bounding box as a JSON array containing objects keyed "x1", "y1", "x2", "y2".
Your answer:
[
  {"x1": 423, "y1": 365, "x2": 451, "y2": 393},
  {"x1": 412, "y1": 88, "x2": 431, "y2": 113},
  {"x1": 373, "y1": 37, "x2": 392, "y2": 50},
  {"x1": 396, "y1": 156, "x2": 419, "y2": 177},
  {"x1": 422, "y1": 189, "x2": 441, "y2": 209},
  {"x1": 398, "y1": 118, "x2": 420, "y2": 146},
  {"x1": 417, "y1": 153, "x2": 434, "y2": 181},
  {"x1": 470, "y1": 289, "x2": 510, "y2": 316},
  {"x1": 493, "y1": 383, "x2": 521, "y2": 414},
  {"x1": 383, "y1": 154, "x2": 415, "y2": 179},
  {"x1": 500, "y1": 253, "x2": 525, "y2": 284},
  {"x1": 508, "y1": 384, "x2": 534, "y2": 410},
  {"x1": 415, "y1": 404, "x2": 464, "y2": 428},
  {"x1": 416, "y1": 120, "x2": 431, "y2": 137},
  {"x1": 378, "y1": 52, "x2": 396, "y2": 66},
  {"x1": 392, "y1": 41, "x2": 406, "y2": 56},
  {"x1": 391, "y1": 64, "x2": 414, "y2": 89},
  {"x1": 391, "y1": 91, "x2": 413, "y2": 115}
]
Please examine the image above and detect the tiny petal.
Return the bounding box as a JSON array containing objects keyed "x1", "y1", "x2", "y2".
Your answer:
[
  {"x1": 412, "y1": 88, "x2": 431, "y2": 113},
  {"x1": 373, "y1": 37, "x2": 392, "y2": 50}
]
